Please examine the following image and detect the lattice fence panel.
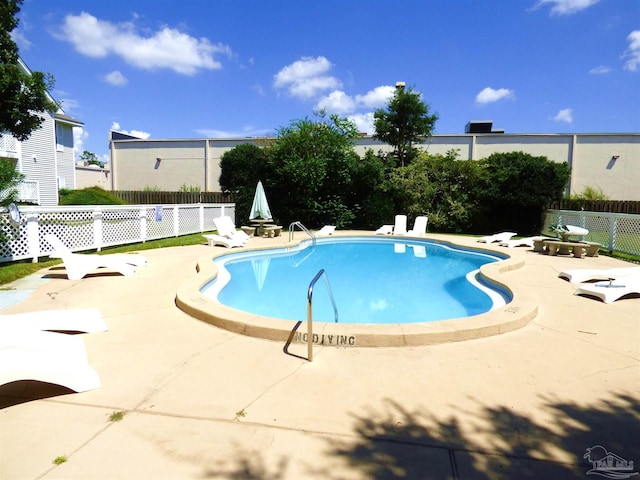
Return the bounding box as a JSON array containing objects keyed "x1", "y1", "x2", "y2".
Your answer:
[
  {"x1": 39, "y1": 210, "x2": 94, "y2": 252},
  {"x1": 178, "y1": 207, "x2": 201, "y2": 235},
  {"x1": 0, "y1": 213, "x2": 28, "y2": 259},
  {"x1": 614, "y1": 216, "x2": 640, "y2": 256},
  {"x1": 545, "y1": 210, "x2": 640, "y2": 256},
  {"x1": 145, "y1": 207, "x2": 175, "y2": 240},
  {"x1": 101, "y1": 209, "x2": 143, "y2": 247}
]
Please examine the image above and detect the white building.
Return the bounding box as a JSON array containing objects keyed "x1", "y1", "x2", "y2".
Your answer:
[
  {"x1": 109, "y1": 123, "x2": 640, "y2": 201},
  {"x1": 0, "y1": 58, "x2": 83, "y2": 206}
]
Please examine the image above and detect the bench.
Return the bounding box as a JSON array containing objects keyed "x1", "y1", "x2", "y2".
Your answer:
[
  {"x1": 533, "y1": 238, "x2": 556, "y2": 253},
  {"x1": 545, "y1": 240, "x2": 600, "y2": 258},
  {"x1": 265, "y1": 225, "x2": 282, "y2": 238},
  {"x1": 241, "y1": 226, "x2": 256, "y2": 236}
]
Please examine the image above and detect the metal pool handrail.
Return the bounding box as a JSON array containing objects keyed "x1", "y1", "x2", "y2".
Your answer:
[
  {"x1": 289, "y1": 221, "x2": 316, "y2": 245},
  {"x1": 306, "y1": 269, "x2": 338, "y2": 361}
]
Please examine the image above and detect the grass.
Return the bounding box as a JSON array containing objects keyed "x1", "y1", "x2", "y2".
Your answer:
[
  {"x1": 0, "y1": 231, "x2": 214, "y2": 286},
  {"x1": 1, "y1": 230, "x2": 638, "y2": 287},
  {"x1": 108, "y1": 411, "x2": 126, "y2": 422}
]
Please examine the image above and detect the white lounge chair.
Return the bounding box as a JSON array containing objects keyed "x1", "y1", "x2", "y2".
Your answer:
[
  {"x1": 574, "y1": 274, "x2": 640, "y2": 303},
  {"x1": 407, "y1": 216, "x2": 428, "y2": 236},
  {"x1": 213, "y1": 216, "x2": 250, "y2": 244},
  {"x1": 44, "y1": 234, "x2": 137, "y2": 280},
  {"x1": 476, "y1": 232, "x2": 518, "y2": 244},
  {"x1": 393, "y1": 215, "x2": 408, "y2": 235},
  {"x1": 316, "y1": 225, "x2": 336, "y2": 236},
  {"x1": 45, "y1": 234, "x2": 147, "y2": 266},
  {"x1": 375, "y1": 225, "x2": 393, "y2": 235},
  {"x1": 0, "y1": 329, "x2": 101, "y2": 392},
  {"x1": 0, "y1": 308, "x2": 107, "y2": 333},
  {"x1": 559, "y1": 267, "x2": 640, "y2": 284},
  {"x1": 202, "y1": 233, "x2": 244, "y2": 248}
]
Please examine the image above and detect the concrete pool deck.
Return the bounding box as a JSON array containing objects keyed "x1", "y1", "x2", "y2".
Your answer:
[{"x1": 1, "y1": 232, "x2": 638, "y2": 479}]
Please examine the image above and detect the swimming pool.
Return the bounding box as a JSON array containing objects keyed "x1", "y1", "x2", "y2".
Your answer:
[
  {"x1": 176, "y1": 233, "x2": 537, "y2": 347},
  {"x1": 201, "y1": 237, "x2": 511, "y2": 325}
]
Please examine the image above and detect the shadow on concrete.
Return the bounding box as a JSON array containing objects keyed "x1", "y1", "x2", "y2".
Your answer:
[
  {"x1": 202, "y1": 391, "x2": 639, "y2": 479},
  {"x1": 0, "y1": 380, "x2": 75, "y2": 409}
]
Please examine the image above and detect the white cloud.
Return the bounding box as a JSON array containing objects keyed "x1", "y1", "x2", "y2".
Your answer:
[
  {"x1": 103, "y1": 70, "x2": 128, "y2": 86},
  {"x1": 110, "y1": 121, "x2": 150, "y2": 139},
  {"x1": 475, "y1": 87, "x2": 514, "y2": 105},
  {"x1": 73, "y1": 127, "x2": 88, "y2": 157},
  {"x1": 531, "y1": 0, "x2": 599, "y2": 15},
  {"x1": 57, "y1": 12, "x2": 232, "y2": 75},
  {"x1": 11, "y1": 29, "x2": 31, "y2": 50},
  {"x1": 347, "y1": 112, "x2": 375, "y2": 135},
  {"x1": 554, "y1": 108, "x2": 573, "y2": 123},
  {"x1": 273, "y1": 56, "x2": 341, "y2": 98},
  {"x1": 315, "y1": 90, "x2": 356, "y2": 114},
  {"x1": 623, "y1": 30, "x2": 640, "y2": 72},
  {"x1": 589, "y1": 65, "x2": 611, "y2": 74},
  {"x1": 355, "y1": 85, "x2": 395, "y2": 108}
]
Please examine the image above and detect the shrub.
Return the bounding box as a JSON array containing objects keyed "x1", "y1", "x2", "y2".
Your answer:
[{"x1": 58, "y1": 187, "x2": 128, "y2": 205}]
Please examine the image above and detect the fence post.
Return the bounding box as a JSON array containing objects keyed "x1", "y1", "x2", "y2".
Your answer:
[
  {"x1": 26, "y1": 212, "x2": 40, "y2": 262},
  {"x1": 199, "y1": 204, "x2": 204, "y2": 232},
  {"x1": 139, "y1": 207, "x2": 147, "y2": 243},
  {"x1": 93, "y1": 207, "x2": 103, "y2": 252},
  {"x1": 173, "y1": 205, "x2": 180, "y2": 236}
]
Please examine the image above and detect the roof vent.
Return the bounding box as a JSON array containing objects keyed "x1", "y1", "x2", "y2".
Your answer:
[{"x1": 465, "y1": 120, "x2": 504, "y2": 134}]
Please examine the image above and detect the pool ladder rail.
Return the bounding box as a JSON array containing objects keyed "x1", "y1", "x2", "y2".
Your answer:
[
  {"x1": 306, "y1": 269, "x2": 338, "y2": 361},
  {"x1": 289, "y1": 221, "x2": 316, "y2": 245}
]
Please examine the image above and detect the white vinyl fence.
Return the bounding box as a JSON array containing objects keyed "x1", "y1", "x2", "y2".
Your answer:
[
  {"x1": 0, "y1": 203, "x2": 235, "y2": 263},
  {"x1": 544, "y1": 209, "x2": 640, "y2": 256}
]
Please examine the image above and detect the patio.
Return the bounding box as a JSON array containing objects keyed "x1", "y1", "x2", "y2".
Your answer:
[{"x1": 0, "y1": 233, "x2": 638, "y2": 479}]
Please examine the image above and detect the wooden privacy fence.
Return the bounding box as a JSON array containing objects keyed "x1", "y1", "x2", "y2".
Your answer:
[
  {"x1": 112, "y1": 191, "x2": 234, "y2": 205},
  {"x1": 550, "y1": 200, "x2": 640, "y2": 214}
]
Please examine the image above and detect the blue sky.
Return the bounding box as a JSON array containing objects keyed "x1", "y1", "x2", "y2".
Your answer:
[{"x1": 13, "y1": 0, "x2": 640, "y2": 161}]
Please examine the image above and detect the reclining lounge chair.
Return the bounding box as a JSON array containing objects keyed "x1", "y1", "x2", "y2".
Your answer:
[
  {"x1": 574, "y1": 273, "x2": 640, "y2": 303},
  {"x1": 476, "y1": 232, "x2": 518, "y2": 244},
  {"x1": 45, "y1": 234, "x2": 141, "y2": 280}
]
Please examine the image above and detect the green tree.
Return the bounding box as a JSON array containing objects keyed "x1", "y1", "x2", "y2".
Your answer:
[
  {"x1": 475, "y1": 151, "x2": 570, "y2": 234},
  {"x1": 0, "y1": 0, "x2": 57, "y2": 141},
  {"x1": 0, "y1": 157, "x2": 24, "y2": 206},
  {"x1": 79, "y1": 150, "x2": 104, "y2": 168},
  {"x1": 388, "y1": 150, "x2": 481, "y2": 232},
  {"x1": 219, "y1": 142, "x2": 270, "y2": 221},
  {"x1": 266, "y1": 113, "x2": 361, "y2": 227},
  {"x1": 373, "y1": 85, "x2": 438, "y2": 167}
]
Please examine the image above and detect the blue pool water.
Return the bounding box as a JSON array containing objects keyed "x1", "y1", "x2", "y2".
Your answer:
[{"x1": 201, "y1": 237, "x2": 511, "y2": 325}]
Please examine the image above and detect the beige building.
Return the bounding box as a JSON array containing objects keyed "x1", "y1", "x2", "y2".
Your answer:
[{"x1": 109, "y1": 129, "x2": 640, "y2": 200}]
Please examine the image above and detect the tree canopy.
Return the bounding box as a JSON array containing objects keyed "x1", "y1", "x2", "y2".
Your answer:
[
  {"x1": 373, "y1": 85, "x2": 438, "y2": 167},
  {"x1": 0, "y1": 0, "x2": 57, "y2": 141}
]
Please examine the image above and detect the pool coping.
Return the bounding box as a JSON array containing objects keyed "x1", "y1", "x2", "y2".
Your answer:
[{"x1": 175, "y1": 233, "x2": 538, "y2": 347}]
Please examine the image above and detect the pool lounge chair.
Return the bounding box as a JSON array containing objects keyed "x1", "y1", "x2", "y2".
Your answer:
[
  {"x1": 559, "y1": 267, "x2": 640, "y2": 284},
  {"x1": 316, "y1": 225, "x2": 336, "y2": 236},
  {"x1": 0, "y1": 308, "x2": 107, "y2": 333},
  {"x1": 476, "y1": 232, "x2": 518, "y2": 244},
  {"x1": 213, "y1": 216, "x2": 250, "y2": 244},
  {"x1": 393, "y1": 215, "x2": 408, "y2": 235},
  {"x1": 407, "y1": 216, "x2": 428, "y2": 236},
  {"x1": 44, "y1": 234, "x2": 138, "y2": 280},
  {"x1": 375, "y1": 225, "x2": 393, "y2": 235},
  {"x1": 574, "y1": 274, "x2": 640, "y2": 303},
  {"x1": 202, "y1": 233, "x2": 244, "y2": 248},
  {"x1": 45, "y1": 234, "x2": 147, "y2": 267},
  {"x1": 1, "y1": 329, "x2": 101, "y2": 392}
]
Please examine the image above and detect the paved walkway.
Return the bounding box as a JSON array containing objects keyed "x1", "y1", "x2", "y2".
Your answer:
[{"x1": 1, "y1": 234, "x2": 638, "y2": 479}]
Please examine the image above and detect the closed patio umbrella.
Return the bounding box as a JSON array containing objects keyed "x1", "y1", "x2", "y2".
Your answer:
[{"x1": 249, "y1": 181, "x2": 272, "y2": 220}]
